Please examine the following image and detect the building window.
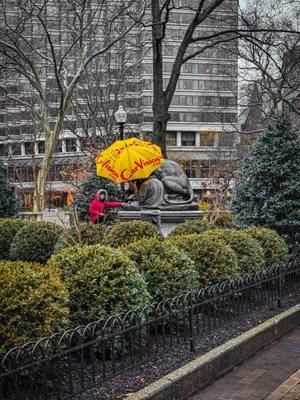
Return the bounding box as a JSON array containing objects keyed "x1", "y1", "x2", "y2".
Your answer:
[
  {"x1": 181, "y1": 132, "x2": 196, "y2": 146},
  {"x1": 23, "y1": 192, "x2": 33, "y2": 209},
  {"x1": 48, "y1": 165, "x2": 63, "y2": 181},
  {"x1": 65, "y1": 138, "x2": 77, "y2": 152},
  {"x1": 142, "y1": 80, "x2": 152, "y2": 90},
  {"x1": 198, "y1": 161, "x2": 210, "y2": 178},
  {"x1": 166, "y1": 131, "x2": 177, "y2": 146},
  {"x1": 0, "y1": 144, "x2": 7, "y2": 156},
  {"x1": 55, "y1": 140, "x2": 62, "y2": 153},
  {"x1": 177, "y1": 160, "x2": 211, "y2": 178},
  {"x1": 218, "y1": 132, "x2": 236, "y2": 148},
  {"x1": 11, "y1": 143, "x2": 22, "y2": 156},
  {"x1": 200, "y1": 132, "x2": 215, "y2": 147},
  {"x1": 24, "y1": 142, "x2": 34, "y2": 155},
  {"x1": 38, "y1": 141, "x2": 45, "y2": 154}
]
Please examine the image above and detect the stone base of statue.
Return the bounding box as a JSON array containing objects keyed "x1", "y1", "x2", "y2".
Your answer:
[
  {"x1": 118, "y1": 208, "x2": 205, "y2": 236},
  {"x1": 123, "y1": 201, "x2": 199, "y2": 212}
]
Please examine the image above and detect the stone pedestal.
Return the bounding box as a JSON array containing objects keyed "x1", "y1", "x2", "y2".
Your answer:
[
  {"x1": 118, "y1": 210, "x2": 205, "y2": 236},
  {"x1": 123, "y1": 201, "x2": 199, "y2": 212}
]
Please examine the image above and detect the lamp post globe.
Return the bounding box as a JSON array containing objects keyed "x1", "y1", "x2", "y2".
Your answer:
[{"x1": 114, "y1": 106, "x2": 127, "y2": 140}]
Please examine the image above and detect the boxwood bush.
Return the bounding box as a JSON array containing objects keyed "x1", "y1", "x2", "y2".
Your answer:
[
  {"x1": 205, "y1": 229, "x2": 265, "y2": 275},
  {"x1": 244, "y1": 226, "x2": 288, "y2": 268},
  {"x1": 107, "y1": 220, "x2": 158, "y2": 247},
  {"x1": 55, "y1": 222, "x2": 108, "y2": 251},
  {"x1": 122, "y1": 237, "x2": 199, "y2": 301},
  {"x1": 47, "y1": 244, "x2": 150, "y2": 325},
  {"x1": 0, "y1": 218, "x2": 28, "y2": 260},
  {"x1": 0, "y1": 260, "x2": 69, "y2": 351},
  {"x1": 167, "y1": 233, "x2": 239, "y2": 287},
  {"x1": 10, "y1": 221, "x2": 62, "y2": 263},
  {"x1": 168, "y1": 219, "x2": 214, "y2": 237}
]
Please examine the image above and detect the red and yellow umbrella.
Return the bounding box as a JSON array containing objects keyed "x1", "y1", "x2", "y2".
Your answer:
[{"x1": 96, "y1": 137, "x2": 163, "y2": 183}]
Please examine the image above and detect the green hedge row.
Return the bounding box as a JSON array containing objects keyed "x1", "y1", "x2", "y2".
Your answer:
[
  {"x1": 0, "y1": 219, "x2": 159, "y2": 263},
  {"x1": 0, "y1": 218, "x2": 289, "y2": 352}
]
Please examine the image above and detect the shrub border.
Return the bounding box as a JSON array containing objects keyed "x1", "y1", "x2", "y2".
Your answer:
[{"x1": 130, "y1": 303, "x2": 300, "y2": 400}]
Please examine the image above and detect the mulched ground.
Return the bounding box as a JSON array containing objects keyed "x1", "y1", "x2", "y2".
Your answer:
[{"x1": 76, "y1": 292, "x2": 299, "y2": 400}]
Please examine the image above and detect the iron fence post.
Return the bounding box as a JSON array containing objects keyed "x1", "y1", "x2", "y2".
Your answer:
[
  {"x1": 278, "y1": 269, "x2": 283, "y2": 307},
  {"x1": 188, "y1": 292, "x2": 195, "y2": 353}
]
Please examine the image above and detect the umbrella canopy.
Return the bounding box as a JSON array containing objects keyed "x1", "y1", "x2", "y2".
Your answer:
[{"x1": 96, "y1": 137, "x2": 163, "y2": 183}]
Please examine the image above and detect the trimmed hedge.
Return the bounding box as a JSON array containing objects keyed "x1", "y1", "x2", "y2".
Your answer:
[
  {"x1": 107, "y1": 220, "x2": 158, "y2": 248},
  {"x1": 0, "y1": 218, "x2": 28, "y2": 260},
  {"x1": 0, "y1": 260, "x2": 69, "y2": 351},
  {"x1": 167, "y1": 233, "x2": 239, "y2": 287},
  {"x1": 205, "y1": 229, "x2": 265, "y2": 275},
  {"x1": 55, "y1": 222, "x2": 108, "y2": 250},
  {"x1": 168, "y1": 219, "x2": 214, "y2": 237},
  {"x1": 10, "y1": 221, "x2": 62, "y2": 263},
  {"x1": 122, "y1": 237, "x2": 199, "y2": 301},
  {"x1": 245, "y1": 226, "x2": 288, "y2": 268},
  {"x1": 47, "y1": 245, "x2": 150, "y2": 325}
]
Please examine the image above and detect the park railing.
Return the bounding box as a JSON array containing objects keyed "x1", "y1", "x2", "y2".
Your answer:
[{"x1": 1, "y1": 261, "x2": 299, "y2": 400}]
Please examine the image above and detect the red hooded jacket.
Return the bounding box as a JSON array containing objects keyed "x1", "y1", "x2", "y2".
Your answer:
[{"x1": 89, "y1": 190, "x2": 122, "y2": 223}]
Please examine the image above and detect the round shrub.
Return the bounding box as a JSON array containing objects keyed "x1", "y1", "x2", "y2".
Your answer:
[
  {"x1": 10, "y1": 221, "x2": 62, "y2": 263},
  {"x1": 167, "y1": 233, "x2": 239, "y2": 287},
  {"x1": 47, "y1": 245, "x2": 150, "y2": 325},
  {"x1": 245, "y1": 226, "x2": 288, "y2": 268},
  {"x1": 55, "y1": 222, "x2": 108, "y2": 251},
  {"x1": 122, "y1": 237, "x2": 199, "y2": 301},
  {"x1": 168, "y1": 219, "x2": 214, "y2": 237},
  {"x1": 0, "y1": 218, "x2": 28, "y2": 260},
  {"x1": 107, "y1": 220, "x2": 158, "y2": 248},
  {"x1": 205, "y1": 229, "x2": 265, "y2": 275},
  {"x1": 0, "y1": 260, "x2": 69, "y2": 351}
]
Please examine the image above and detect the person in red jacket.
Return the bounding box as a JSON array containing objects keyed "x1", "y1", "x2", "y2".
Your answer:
[{"x1": 89, "y1": 189, "x2": 123, "y2": 223}]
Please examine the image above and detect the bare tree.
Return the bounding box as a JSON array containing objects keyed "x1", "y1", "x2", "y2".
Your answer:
[
  {"x1": 236, "y1": 0, "x2": 300, "y2": 123},
  {"x1": 147, "y1": 0, "x2": 299, "y2": 156},
  {"x1": 66, "y1": 36, "x2": 141, "y2": 160},
  {"x1": 0, "y1": 0, "x2": 144, "y2": 210}
]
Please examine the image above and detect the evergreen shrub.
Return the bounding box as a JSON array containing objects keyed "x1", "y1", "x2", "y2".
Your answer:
[
  {"x1": 0, "y1": 218, "x2": 28, "y2": 260},
  {"x1": 107, "y1": 220, "x2": 158, "y2": 247},
  {"x1": 47, "y1": 244, "x2": 150, "y2": 325},
  {"x1": 123, "y1": 237, "x2": 199, "y2": 301},
  {"x1": 10, "y1": 221, "x2": 62, "y2": 263},
  {"x1": 168, "y1": 233, "x2": 239, "y2": 287},
  {"x1": 0, "y1": 260, "x2": 69, "y2": 351},
  {"x1": 245, "y1": 226, "x2": 288, "y2": 268},
  {"x1": 205, "y1": 229, "x2": 265, "y2": 275},
  {"x1": 232, "y1": 117, "x2": 300, "y2": 256},
  {"x1": 168, "y1": 219, "x2": 214, "y2": 237}
]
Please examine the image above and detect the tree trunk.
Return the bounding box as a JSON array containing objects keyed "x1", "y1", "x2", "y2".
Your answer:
[
  {"x1": 151, "y1": 0, "x2": 168, "y2": 158},
  {"x1": 34, "y1": 156, "x2": 50, "y2": 212},
  {"x1": 33, "y1": 112, "x2": 65, "y2": 211},
  {"x1": 152, "y1": 117, "x2": 168, "y2": 158},
  {"x1": 32, "y1": 83, "x2": 77, "y2": 211},
  {"x1": 33, "y1": 137, "x2": 56, "y2": 212}
]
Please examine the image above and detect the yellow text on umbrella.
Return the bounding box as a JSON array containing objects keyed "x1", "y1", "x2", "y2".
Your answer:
[{"x1": 96, "y1": 137, "x2": 164, "y2": 183}]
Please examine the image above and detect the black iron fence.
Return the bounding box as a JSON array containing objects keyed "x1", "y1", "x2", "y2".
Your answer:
[{"x1": 1, "y1": 261, "x2": 299, "y2": 400}]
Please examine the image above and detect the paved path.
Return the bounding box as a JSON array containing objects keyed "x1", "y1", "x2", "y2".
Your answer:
[{"x1": 190, "y1": 327, "x2": 300, "y2": 400}]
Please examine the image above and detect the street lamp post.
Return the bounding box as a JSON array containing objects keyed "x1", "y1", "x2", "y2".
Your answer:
[
  {"x1": 114, "y1": 105, "x2": 127, "y2": 140},
  {"x1": 114, "y1": 105, "x2": 127, "y2": 194}
]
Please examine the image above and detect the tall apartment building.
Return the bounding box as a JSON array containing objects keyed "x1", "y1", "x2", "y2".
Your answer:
[
  {"x1": 138, "y1": 0, "x2": 239, "y2": 191},
  {"x1": 0, "y1": 0, "x2": 238, "y2": 209}
]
